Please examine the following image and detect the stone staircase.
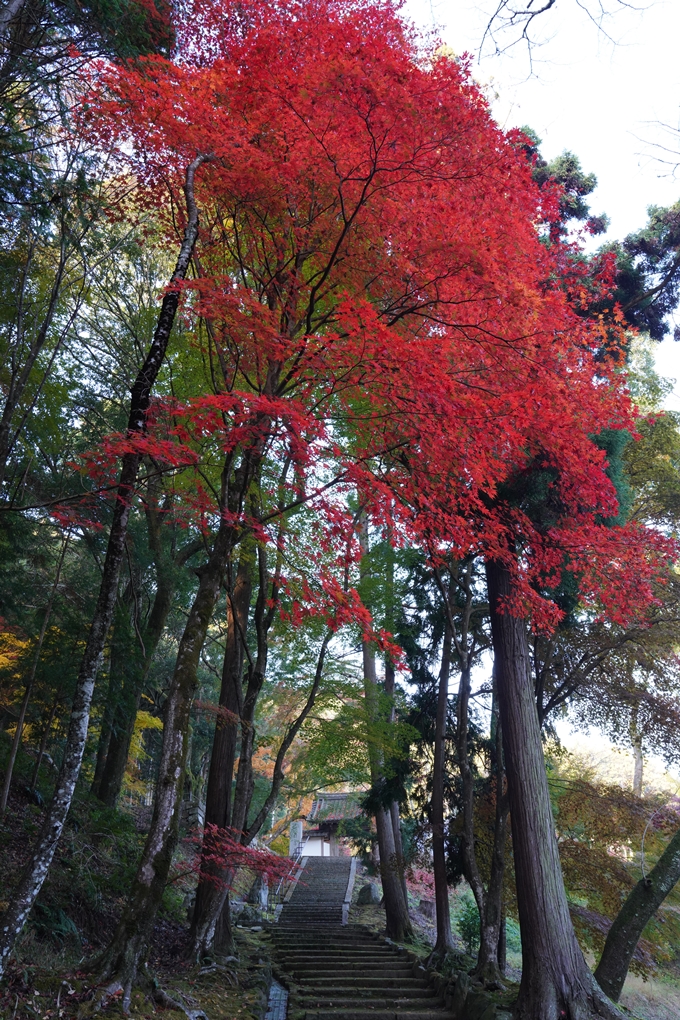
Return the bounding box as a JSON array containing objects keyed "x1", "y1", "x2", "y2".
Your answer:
[
  {"x1": 278, "y1": 857, "x2": 352, "y2": 928},
  {"x1": 271, "y1": 857, "x2": 450, "y2": 1020}
]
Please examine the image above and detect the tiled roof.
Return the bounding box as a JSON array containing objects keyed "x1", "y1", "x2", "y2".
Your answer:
[{"x1": 307, "y1": 792, "x2": 363, "y2": 822}]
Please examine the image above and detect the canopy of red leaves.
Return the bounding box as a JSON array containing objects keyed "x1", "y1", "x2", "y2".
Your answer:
[{"x1": 76, "y1": 0, "x2": 675, "y2": 633}]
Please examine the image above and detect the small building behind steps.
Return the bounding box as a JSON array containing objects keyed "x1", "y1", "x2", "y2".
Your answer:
[{"x1": 289, "y1": 791, "x2": 363, "y2": 857}]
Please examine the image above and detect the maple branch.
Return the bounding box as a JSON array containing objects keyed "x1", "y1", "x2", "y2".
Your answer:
[{"x1": 254, "y1": 442, "x2": 408, "y2": 528}]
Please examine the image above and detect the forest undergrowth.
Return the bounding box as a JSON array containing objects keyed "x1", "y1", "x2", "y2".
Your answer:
[{"x1": 0, "y1": 738, "x2": 269, "y2": 1019}]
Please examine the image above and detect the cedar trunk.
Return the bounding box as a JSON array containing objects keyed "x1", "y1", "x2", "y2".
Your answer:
[
  {"x1": 363, "y1": 638, "x2": 412, "y2": 941},
  {"x1": 477, "y1": 689, "x2": 508, "y2": 983},
  {"x1": 594, "y1": 824, "x2": 680, "y2": 1001},
  {"x1": 384, "y1": 660, "x2": 409, "y2": 911},
  {"x1": 91, "y1": 590, "x2": 138, "y2": 802},
  {"x1": 431, "y1": 623, "x2": 454, "y2": 954},
  {"x1": 485, "y1": 558, "x2": 622, "y2": 1020},
  {"x1": 0, "y1": 156, "x2": 208, "y2": 979}
]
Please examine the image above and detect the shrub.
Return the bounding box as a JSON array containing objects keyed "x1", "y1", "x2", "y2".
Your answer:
[{"x1": 456, "y1": 895, "x2": 480, "y2": 956}]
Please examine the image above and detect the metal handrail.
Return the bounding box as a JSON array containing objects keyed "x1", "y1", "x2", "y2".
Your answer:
[{"x1": 267, "y1": 839, "x2": 307, "y2": 919}]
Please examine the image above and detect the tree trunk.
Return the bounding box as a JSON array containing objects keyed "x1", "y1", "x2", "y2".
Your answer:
[
  {"x1": 476, "y1": 679, "x2": 508, "y2": 986},
  {"x1": 498, "y1": 910, "x2": 507, "y2": 976},
  {"x1": 97, "y1": 519, "x2": 197, "y2": 809},
  {"x1": 363, "y1": 638, "x2": 412, "y2": 941},
  {"x1": 390, "y1": 801, "x2": 409, "y2": 911},
  {"x1": 90, "y1": 683, "x2": 115, "y2": 799},
  {"x1": 30, "y1": 692, "x2": 59, "y2": 792},
  {"x1": 630, "y1": 710, "x2": 643, "y2": 797},
  {"x1": 384, "y1": 658, "x2": 409, "y2": 912},
  {"x1": 213, "y1": 893, "x2": 233, "y2": 955},
  {"x1": 0, "y1": 0, "x2": 27, "y2": 38},
  {"x1": 189, "y1": 544, "x2": 254, "y2": 959},
  {"x1": 594, "y1": 823, "x2": 680, "y2": 1002},
  {"x1": 191, "y1": 618, "x2": 330, "y2": 959},
  {"x1": 91, "y1": 590, "x2": 137, "y2": 801},
  {"x1": 431, "y1": 622, "x2": 454, "y2": 955},
  {"x1": 95, "y1": 517, "x2": 233, "y2": 1006},
  {"x1": 97, "y1": 691, "x2": 140, "y2": 808},
  {"x1": 359, "y1": 517, "x2": 411, "y2": 942},
  {"x1": 486, "y1": 558, "x2": 623, "y2": 1020},
  {"x1": 455, "y1": 647, "x2": 505, "y2": 985},
  {"x1": 0, "y1": 155, "x2": 209, "y2": 979}
]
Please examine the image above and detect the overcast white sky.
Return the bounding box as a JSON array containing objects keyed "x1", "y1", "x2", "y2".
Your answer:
[{"x1": 404, "y1": 0, "x2": 680, "y2": 409}]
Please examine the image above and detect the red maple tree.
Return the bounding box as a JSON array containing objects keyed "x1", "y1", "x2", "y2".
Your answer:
[{"x1": 66, "y1": 1, "x2": 672, "y2": 1013}]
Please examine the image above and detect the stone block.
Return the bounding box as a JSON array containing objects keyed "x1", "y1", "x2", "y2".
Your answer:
[
  {"x1": 465, "y1": 989, "x2": 496, "y2": 1020},
  {"x1": 450, "y1": 972, "x2": 470, "y2": 1020},
  {"x1": 357, "y1": 882, "x2": 381, "y2": 905},
  {"x1": 418, "y1": 897, "x2": 435, "y2": 919}
]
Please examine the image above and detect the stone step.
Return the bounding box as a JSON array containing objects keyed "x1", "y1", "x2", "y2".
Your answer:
[
  {"x1": 283, "y1": 954, "x2": 409, "y2": 965},
  {"x1": 277, "y1": 922, "x2": 346, "y2": 930},
  {"x1": 287, "y1": 968, "x2": 415, "y2": 980},
  {"x1": 273, "y1": 939, "x2": 380, "y2": 948},
  {"x1": 294, "y1": 989, "x2": 439, "y2": 1004},
  {"x1": 297, "y1": 983, "x2": 436, "y2": 999},
  {"x1": 294, "y1": 998, "x2": 445, "y2": 1011},
  {"x1": 280, "y1": 909, "x2": 345, "y2": 915},
  {"x1": 281, "y1": 954, "x2": 398, "y2": 963},
  {"x1": 271, "y1": 865, "x2": 447, "y2": 1020},
  {"x1": 281, "y1": 958, "x2": 402, "y2": 968},
  {"x1": 280, "y1": 907, "x2": 345, "y2": 913},
  {"x1": 279, "y1": 952, "x2": 397, "y2": 961},
  {"x1": 301, "y1": 1010, "x2": 449, "y2": 1020},
  {"x1": 301, "y1": 978, "x2": 428, "y2": 991},
  {"x1": 282, "y1": 954, "x2": 399, "y2": 960},
  {"x1": 279, "y1": 911, "x2": 346, "y2": 917}
]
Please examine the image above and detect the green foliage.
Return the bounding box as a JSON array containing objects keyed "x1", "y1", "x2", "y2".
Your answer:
[
  {"x1": 337, "y1": 814, "x2": 377, "y2": 870},
  {"x1": 519, "y1": 128, "x2": 607, "y2": 236},
  {"x1": 456, "y1": 895, "x2": 480, "y2": 956},
  {"x1": 69, "y1": 0, "x2": 175, "y2": 58},
  {"x1": 30, "y1": 903, "x2": 81, "y2": 948},
  {"x1": 606, "y1": 202, "x2": 680, "y2": 341},
  {"x1": 594, "y1": 427, "x2": 632, "y2": 526},
  {"x1": 505, "y1": 917, "x2": 522, "y2": 954}
]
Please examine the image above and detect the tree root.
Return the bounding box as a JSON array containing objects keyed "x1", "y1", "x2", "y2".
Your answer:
[
  {"x1": 90, "y1": 972, "x2": 211, "y2": 1018},
  {"x1": 473, "y1": 959, "x2": 506, "y2": 991},
  {"x1": 589, "y1": 978, "x2": 627, "y2": 1020},
  {"x1": 424, "y1": 946, "x2": 466, "y2": 979},
  {"x1": 513, "y1": 974, "x2": 629, "y2": 1020},
  {"x1": 152, "y1": 985, "x2": 210, "y2": 1019}
]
